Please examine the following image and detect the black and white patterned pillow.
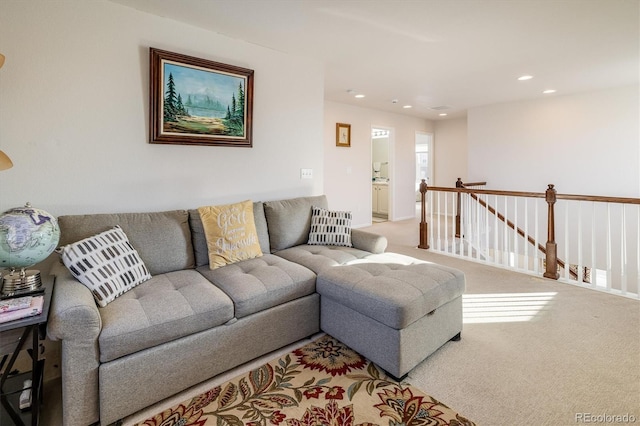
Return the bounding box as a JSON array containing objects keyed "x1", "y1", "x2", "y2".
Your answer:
[
  {"x1": 307, "y1": 206, "x2": 353, "y2": 247},
  {"x1": 59, "y1": 226, "x2": 151, "y2": 307}
]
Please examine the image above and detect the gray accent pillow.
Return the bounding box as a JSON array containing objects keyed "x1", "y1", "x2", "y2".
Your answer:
[
  {"x1": 57, "y1": 210, "x2": 194, "y2": 276},
  {"x1": 263, "y1": 195, "x2": 328, "y2": 252}
]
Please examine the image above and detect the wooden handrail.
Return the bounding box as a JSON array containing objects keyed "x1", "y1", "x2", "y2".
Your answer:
[
  {"x1": 417, "y1": 180, "x2": 638, "y2": 281},
  {"x1": 556, "y1": 193, "x2": 640, "y2": 204},
  {"x1": 431, "y1": 186, "x2": 546, "y2": 199},
  {"x1": 433, "y1": 185, "x2": 640, "y2": 205},
  {"x1": 460, "y1": 181, "x2": 487, "y2": 187}
]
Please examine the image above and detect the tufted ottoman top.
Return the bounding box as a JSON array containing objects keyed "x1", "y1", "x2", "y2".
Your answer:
[{"x1": 316, "y1": 261, "x2": 465, "y2": 330}]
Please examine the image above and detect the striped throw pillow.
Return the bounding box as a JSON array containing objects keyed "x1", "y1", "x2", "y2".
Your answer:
[
  {"x1": 307, "y1": 206, "x2": 352, "y2": 247},
  {"x1": 59, "y1": 226, "x2": 151, "y2": 307}
]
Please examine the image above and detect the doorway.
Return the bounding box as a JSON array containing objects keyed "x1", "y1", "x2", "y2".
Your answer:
[
  {"x1": 415, "y1": 132, "x2": 433, "y2": 213},
  {"x1": 372, "y1": 127, "x2": 391, "y2": 222}
]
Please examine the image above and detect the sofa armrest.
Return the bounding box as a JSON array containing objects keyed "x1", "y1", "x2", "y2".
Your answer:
[
  {"x1": 351, "y1": 229, "x2": 387, "y2": 254},
  {"x1": 47, "y1": 262, "x2": 102, "y2": 341},
  {"x1": 47, "y1": 262, "x2": 102, "y2": 426}
]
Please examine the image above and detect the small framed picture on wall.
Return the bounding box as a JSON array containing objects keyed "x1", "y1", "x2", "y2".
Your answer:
[{"x1": 336, "y1": 123, "x2": 351, "y2": 147}]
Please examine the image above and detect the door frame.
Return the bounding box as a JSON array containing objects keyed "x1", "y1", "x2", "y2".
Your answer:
[
  {"x1": 371, "y1": 125, "x2": 395, "y2": 221},
  {"x1": 415, "y1": 131, "x2": 434, "y2": 210}
]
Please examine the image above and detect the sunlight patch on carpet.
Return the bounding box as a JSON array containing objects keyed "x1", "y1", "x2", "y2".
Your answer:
[{"x1": 463, "y1": 292, "x2": 557, "y2": 324}]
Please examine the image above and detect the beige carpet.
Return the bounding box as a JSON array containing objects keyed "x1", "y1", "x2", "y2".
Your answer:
[
  {"x1": 132, "y1": 335, "x2": 475, "y2": 426},
  {"x1": 41, "y1": 217, "x2": 640, "y2": 426},
  {"x1": 364, "y1": 218, "x2": 640, "y2": 426}
]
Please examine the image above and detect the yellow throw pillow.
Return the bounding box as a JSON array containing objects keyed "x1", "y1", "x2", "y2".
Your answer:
[{"x1": 198, "y1": 200, "x2": 262, "y2": 269}]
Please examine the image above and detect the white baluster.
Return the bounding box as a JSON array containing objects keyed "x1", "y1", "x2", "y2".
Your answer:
[
  {"x1": 514, "y1": 197, "x2": 518, "y2": 269},
  {"x1": 577, "y1": 202, "x2": 583, "y2": 284},
  {"x1": 485, "y1": 193, "x2": 490, "y2": 263},
  {"x1": 495, "y1": 196, "x2": 500, "y2": 265},
  {"x1": 564, "y1": 202, "x2": 570, "y2": 280},
  {"x1": 637, "y1": 204, "x2": 639, "y2": 297},
  {"x1": 534, "y1": 199, "x2": 539, "y2": 274},
  {"x1": 428, "y1": 190, "x2": 434, "y2": 250},
  {"x1": 606, "y1": 203, "x2": 612, "y2": 291},
  {"x1": 591, "y1": 202, "x2": 597, "y2": 288},
  {"x1": 475, "y1": 193, "x2": 480, "y2": 261},
  {"x1": 621, "y1": 204, "x2": 627, "y2": 294},
  {"x1": 444, "y1": 192, "x2": 449, "y2": 254},
  {"x1": 503, "y1": 197, "x2": 509, "y2": 267},
  {"x1": 524, "y1": 198, "x2": 529, "y2": 272}
]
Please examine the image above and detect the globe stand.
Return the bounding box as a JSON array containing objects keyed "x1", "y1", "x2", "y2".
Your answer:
[{"x1": 1, "y1": 267, "x2": 43, "y2": 296}]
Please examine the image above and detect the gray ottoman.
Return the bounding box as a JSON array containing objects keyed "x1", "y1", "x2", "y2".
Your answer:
[{"x1": 317, "y1": 258, "x2": 465, "y2": 380}]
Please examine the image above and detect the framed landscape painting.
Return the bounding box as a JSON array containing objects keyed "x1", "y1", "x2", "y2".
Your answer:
[{"x1": 150, "y1": 48, "x2": 254, "y2": 147}]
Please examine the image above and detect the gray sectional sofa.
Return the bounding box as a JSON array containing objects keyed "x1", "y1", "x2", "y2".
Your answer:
[{"x1": 47, "y1": 195, "x2": 465, "y2": 426}]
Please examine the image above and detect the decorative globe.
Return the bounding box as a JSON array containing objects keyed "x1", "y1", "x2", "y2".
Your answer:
[{"x1": 0, "y1": 203, "x2": 61, "y2": 270}]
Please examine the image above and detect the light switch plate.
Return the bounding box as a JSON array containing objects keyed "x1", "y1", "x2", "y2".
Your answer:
[{"x1": 300, "y1": 168, "x2": 313, "y2": 179}]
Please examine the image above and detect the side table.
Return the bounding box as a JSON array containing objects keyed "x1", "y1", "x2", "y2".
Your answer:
[{"x1": 0, "y1": 275, "x2": 55, "y2": 426}]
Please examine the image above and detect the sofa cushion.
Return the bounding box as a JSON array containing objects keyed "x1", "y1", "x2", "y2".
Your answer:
[
  {"x1": 198, "y1": 200, "x2": 263, "y2": 269},
  {"x1": 57, "y1": 210, "x2": 194, "y2": 276},
  {"x1": 98, "y1": 270, "x2": 234, "y2": 362},
  {"x1": 196, "y1": 254, "x2": 316, "y2": 318},
  {"x1": 307, "y1": 206, "x2": 352, "y2": 247},
  {"x1": 274, "y1": 244, "x2": 373, "y2": 274},
  {"x1": 263, "y1": 195, "x2": 328, "y2": 252},
  {"x1": 190, "y1": 202, "x2": 270, "y2": 268},
  {"x1": 58, "y1": 226, "x2": 151, "y2": 307}
]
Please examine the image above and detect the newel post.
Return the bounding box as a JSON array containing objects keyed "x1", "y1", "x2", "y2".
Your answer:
[
  {"x1": 544, "y1": 184, "x2": 559, "y2": 279},
  {"x1": 418, "y1": 179, "x2": 429, "y2": 249},
  {"x1": 455, "y1": 178, "x2": 463, "y2": 238}
]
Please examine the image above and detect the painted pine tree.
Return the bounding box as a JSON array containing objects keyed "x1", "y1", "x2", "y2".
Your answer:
[
  {"x1": 164, "y1": 73, "x2": 189, "y2": 122},
  {"x1": 224, "y1": 82, "x2": 245, "y2": 136},
  {"x1": 164, "y1": 73, "x2": 178, "y2": 122}
]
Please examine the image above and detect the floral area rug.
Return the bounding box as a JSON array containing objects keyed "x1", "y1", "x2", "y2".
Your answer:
[{"x1": 135, "y1": 335, "x2": 475, "y2": 426}]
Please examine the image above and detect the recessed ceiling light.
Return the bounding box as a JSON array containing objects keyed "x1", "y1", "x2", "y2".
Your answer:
[
  {"x1": 355, "y1": 94, "x2": 365, "y2": 98},
  {"x1": 439, "y1": 113, "x2": 448, "y2": 117},
  {"x1": 518, "y1": 75, "x2": 534, "y2": 81},
  {"x1": 403, "y1": 105, "x2": 412, "y2": 109},
  {"x1": 543, "y1": 89, "x2": 556, "y2": 94}
]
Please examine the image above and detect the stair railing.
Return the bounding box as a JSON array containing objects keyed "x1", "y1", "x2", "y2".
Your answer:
[
  {"x1": 419, "y1": 179, "x2": 640, "y2": 299},
  {"x1": 454, "y1": 179, "x2": 570, "y2": 279}
]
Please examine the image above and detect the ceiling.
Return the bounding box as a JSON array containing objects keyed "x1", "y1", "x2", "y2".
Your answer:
[{"x1": 110, "y1": 0, "x2": 639, "y2": 120}]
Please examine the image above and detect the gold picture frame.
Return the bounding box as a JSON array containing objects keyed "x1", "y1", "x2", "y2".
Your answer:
[{"x1": 336, "y1": 123, "x2": 351, "y2": 147}]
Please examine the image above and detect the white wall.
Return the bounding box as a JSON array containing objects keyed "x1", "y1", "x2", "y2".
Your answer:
[
  {"x1": 324, "y1": 101, "x2": 433, "y2": 227},
  {"x1": 433, "y1": 117, "x2": 468, "y2": 187},
  {"x1": 0, "y1": 1, "x2": 324, "y2": 216},
  {"x1": 467, "y1": 85, "x2": 640, "y2": 196}
]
